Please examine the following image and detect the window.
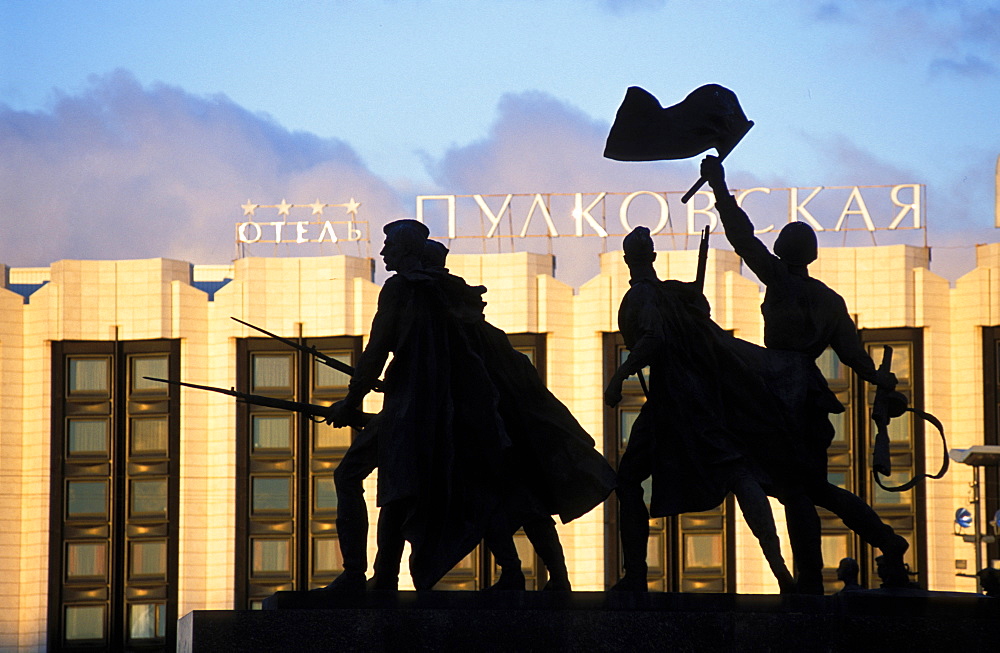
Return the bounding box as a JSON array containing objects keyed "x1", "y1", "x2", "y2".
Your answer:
[
  {"x1": 603, "y1": 333, "x2": 735, "y2": 592},
  {"x1": 49, "y1": 340, "x2": 179, "y2": 651},
  {"x1": 982, "y1": 326, "x2": 1000, "y2": 565},
  {"x1": 235, "y1": 336, "x2": 362, "y2": 607}
]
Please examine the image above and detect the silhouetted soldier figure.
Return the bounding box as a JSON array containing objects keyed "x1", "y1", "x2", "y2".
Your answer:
[
  {"x1": 423, "y1": 240, "x2": 615, "y2": 590},
  {"x1": 835, "y1": 557, "x2": 863, "y2": 593},
  {"x1": 326, "y1": 219, "x2": 512, "y2": 591},
  {"x1": 701, "y1": 155, "x2": 909, "y2": 590},
  {"x1": 605, "y1": 226, "x2": 796, "y2": 592}
]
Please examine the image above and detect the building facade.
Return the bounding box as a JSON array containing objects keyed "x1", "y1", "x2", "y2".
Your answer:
[{"x1": 1, "y1": 242, "x2": 999, "y2": 650}]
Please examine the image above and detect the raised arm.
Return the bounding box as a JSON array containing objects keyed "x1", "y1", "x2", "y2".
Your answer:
[{"x1": 700, "y1": 156, "x2": 785, "y2": 286}]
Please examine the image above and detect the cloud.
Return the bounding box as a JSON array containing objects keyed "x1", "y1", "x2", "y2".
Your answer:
[
  {"x1": 929, "y1": 55, "x2": 998, "y2": 79},
  {"x1": 804, "y1": 1, "x2": 1000, "y2": 77},
  {"x1": 0, "y1": 70, "x2": 405, "y2": 266},
  {"x1": 424, "y1": 90, "x2": 716, "y2": 286},
  {"x1": 802, "y1": 133, "x2": 917, "y2": 186},
  {"x1": 2, "y1": 73, "x2": 990, "y2": 288}
]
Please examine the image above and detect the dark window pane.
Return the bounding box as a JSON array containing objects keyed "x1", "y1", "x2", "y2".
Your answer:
[
  {"x1": 252, "y1": 539, "x2": 290, "y2": 574},
  {"x1": 619, "y1": 348, "x2": 650, "y2": 380},
  {"x1": 620, "y1": 410, "x2": 639, "y2": 449},
  {"x1": 131, "y1": 479, "x2": 168, "y2": 516},
  {"x1": 68, "y1": 420, "x2": 108, "y2": 456},
  {"x1": 829, "y1": 406, "x2": 849, "y2": 443},
  {"x1": 65, "y1": 605, "x2": 105, "y2": 641},
  {"x1": 641, "y1": 475, "x2": 653, "y2": 509},
  {"x1": 252, "y1": 477, "x2": 291, "y2": 512},
  {"x1": 68, "y1": 358, "x2": 109, "y2": 393},
  {"x1": 314, "y1": 354, "x2": 352, "y2": 389},
  {"x1": 821, "y1": 534, "x2": 850, "y2": 568},
  {"x1": 313, "y1": 538, "x2": 342, "y2": 574},
  {"x1": 314, "y1": 421, "x2": 352, "y2": 450},
  {"x1": 252, "y1": 354, "x2": 292, "y2": 391},
  {"x1": 129, "y1": 603, "x2": 165, "y2": 639},
  {"x1": 886, "y1": 408, "x2": 911, "y2": 442},
  {"x1": 252, "y1": 415, "x2": 292, "y2": 451},
  {"x1": 684, "y1": 534, "x2": 723, "y2": 569},
  {"x1": 827, "y1": 471, "x2": 848, "y2": 491},
  {"x1": 873, "y1": 472, "x2": 913, "y2": 506},
  {"x1": 817, "y1": 348, "x2": 846, "y2": 383},
  {"x1": 870, "y1": 344, "x2": 910, "y2": 384},
  {"x1": 314, "y1": 477, "x2": 337, "y2": 511},
  {"x1": 131, "y1": 417, "x2": 168, "y2": 454},
  {"x1": 646, "y1": 532, "x2": 664, "y2": 571},
  {"x1": 131, "y1": 356, "x2": 169, "y2": 392},
  {"x1": 130, "y1": 541, "x2": 167, "y2": 577},
  {"x1": 66, "y1": 481, "x2": 107, "y2": 518},
  {"x1": 66, "y1": 542, "x2": 107, "y2": 579}
]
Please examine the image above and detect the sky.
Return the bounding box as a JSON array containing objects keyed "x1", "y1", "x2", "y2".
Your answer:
[{"x1": 2, "y1": 0, "x2": 999, "y2": 287}]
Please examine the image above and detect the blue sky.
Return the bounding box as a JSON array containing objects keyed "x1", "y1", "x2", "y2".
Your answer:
[{"x1": 2, "y1": 0, "x2": 999, "y2": 285}]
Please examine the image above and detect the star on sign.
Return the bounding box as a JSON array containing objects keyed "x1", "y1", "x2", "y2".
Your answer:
[
  {"x1": 344, "y1": 198, "x2": 361, "y2": 216},
  {"x1": 242, "y1": 200, "x2": 259, "y2": 217},
  {"x1": 309, "y1": 199, "x2": 326, "y2": 216},
  {"x1": 277, "y1": 199, "x2": 292, "y2": 216}
]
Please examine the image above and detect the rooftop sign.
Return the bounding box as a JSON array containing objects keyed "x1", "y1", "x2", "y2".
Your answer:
[
  {"x1": 234, "y1": 184, "x2": 925, "y2": 249},
  {"x1": 416, "y1": 185, "x2": 924, "y2": 240}
]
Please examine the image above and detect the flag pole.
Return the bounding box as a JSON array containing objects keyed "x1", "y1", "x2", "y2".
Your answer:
[{"x1": 681, "y1": 121, "x2": 754, "y2": 204}]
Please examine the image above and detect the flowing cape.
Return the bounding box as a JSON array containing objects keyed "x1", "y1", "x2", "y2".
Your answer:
[
  {"x1": 639, "y1": 281, "x2": 799, "y2": 517},
  {"x1": 475, "y1": 322, "x2": 617, "y2": 523},
  {"x1": 374, "y1": 273, "x2": 511, "y2": 589}
]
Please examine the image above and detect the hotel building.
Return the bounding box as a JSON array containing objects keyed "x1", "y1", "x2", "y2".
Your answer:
[{"x1": 1, "y1": 232, "x2": 999, "y2": 650}]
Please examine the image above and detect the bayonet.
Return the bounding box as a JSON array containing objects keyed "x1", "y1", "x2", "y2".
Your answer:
[
  {"x1": 144, "y1": 377, "x2": 373, "y2": 429},
  {"x1": 231, "y1": 317, "x2": 381, "y2": 392}
]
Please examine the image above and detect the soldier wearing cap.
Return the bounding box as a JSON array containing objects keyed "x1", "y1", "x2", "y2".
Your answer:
[{"x1": 701, "y1": 155, "x2": 908, "y2": 591}]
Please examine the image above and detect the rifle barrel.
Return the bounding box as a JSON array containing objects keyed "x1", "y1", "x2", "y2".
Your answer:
[
  {"x1": 144, "y1": 376, "x2": 373, "y2": 427},
  {"x1": 231, "y1": 317, "x2": 382, "y2": 392}
]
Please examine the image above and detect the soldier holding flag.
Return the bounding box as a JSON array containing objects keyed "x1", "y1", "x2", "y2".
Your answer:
[{"x1": 700, "y1": 155, "x2": 909, "y2": 591}]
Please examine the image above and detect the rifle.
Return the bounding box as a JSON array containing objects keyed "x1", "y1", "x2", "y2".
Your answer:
[
  {"x1": 870, "y1": 345, "x2": 948, "y2": 492},
  {"x1": 694, "y1": 225, "x2": 709, "y2": 293},
  {"x1": 231, "y1": 317, "x2": 382, "y2": 393},
  {"x1": 144, "y1": 377, "x2": 373, "y2": 429}
]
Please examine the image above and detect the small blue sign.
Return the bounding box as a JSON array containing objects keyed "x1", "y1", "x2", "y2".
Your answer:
[{"x1": 955, "y1": 507, "x2": 973, "y2": 528}]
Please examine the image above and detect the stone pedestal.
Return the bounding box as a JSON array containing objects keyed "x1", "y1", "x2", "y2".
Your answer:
[{"x1": 179, "y1": 590, "x2": 998, "y2": 652}]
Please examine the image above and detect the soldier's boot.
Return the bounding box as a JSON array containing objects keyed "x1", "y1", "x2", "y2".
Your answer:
[
  {"x1": 734, "y1": 476, "x2": 797, "y2": 594},
  {"x1": 367, "y1": 503, "x2": 406, "y2": 591},
  {"x1": 485, "y1": 515, "x2": 525, "y2": 591},
  {"x1": 784, "y1": 496, "x2": 825, "y2": 595},
  {"x1": 875, "y1": 534, "x2": 916, "y2": 588},
  {"x1": 523, "y1": 518, "x2": 571, "y2": 591},
  {"x1": 612, "y1": 479, "x2": 650, "y2": 591}
]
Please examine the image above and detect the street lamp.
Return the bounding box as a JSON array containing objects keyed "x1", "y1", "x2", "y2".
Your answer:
[{"x1": 949, "y1": 445, "x2": 1000, "y2": 593}]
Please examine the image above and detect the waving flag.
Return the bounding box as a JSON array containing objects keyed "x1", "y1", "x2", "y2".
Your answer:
[{"x1": 604, "y1": 84, "x2": 753, "y2": 162}]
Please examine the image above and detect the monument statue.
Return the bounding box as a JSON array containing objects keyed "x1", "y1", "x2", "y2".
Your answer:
[
  {"x1": 421, "y1": 240, "x2": 616, "y2": 590},
  {"x1": 325, "y1": 219, "x2": 512, "y2": 590},
  {"x1": 605, "y1": 226, "x2": 800, "y2": 592},
  {"x1": 324, "y1": 224, "x2": 615, "y2": 591},
  {"x1": 700, "y1": 155, "x2": 912, "y2": 590}
]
